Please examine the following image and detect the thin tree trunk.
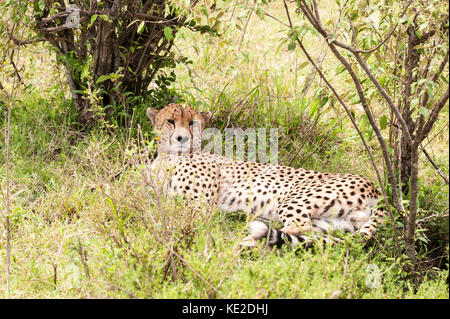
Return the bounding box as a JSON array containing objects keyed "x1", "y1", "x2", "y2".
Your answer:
[{"x1": 405, "y1": 141, "x2": 420, "y2": 270}]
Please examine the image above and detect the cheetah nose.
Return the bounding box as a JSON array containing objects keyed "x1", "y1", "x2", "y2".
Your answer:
[{"x1": 176, "y1": 135, "x2": 189, "y2": 144}]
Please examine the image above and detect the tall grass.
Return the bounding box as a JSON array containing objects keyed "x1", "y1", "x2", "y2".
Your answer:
[
  {"x1": 0, "y1": 79, "x2": 447, "y2": 298},
  {"x1": 0, "y1": 0, "x2": 448, "y2": 298}
]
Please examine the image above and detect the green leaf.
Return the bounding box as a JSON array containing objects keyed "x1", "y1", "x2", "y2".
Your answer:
[
  {"x1": 96, "y1": 74, "x2": 111, "y2": 84},
  {"x1": 81, "y1": 64, "x2": 89, "y2": 81},
  {"x1": 216, "y1": 12, "x2": 224, "y2": 20},
  {"x1": 379, "y1": 115, "x2": 388, "y2": 130},
  {"x1": 100, "y1": 14, "x2": 112, "y2": 22},
  {"x1": 399, "y1": 16, "x2": 408, "y2": 24},
  {"x1": 335, "y1": 65, "x2": 346, "y2": 76},
  {"x1": 164, "y1": 26, "x2": 173, "y2": 41},
  {"x1": 241, "y1": 52, "x2": 249, "y2": 63},
  {"x1": 349, "y1": 109, "x2": 356, "y2": 119},
  {"x1": 137, "y1": 21, "x2": 145, "y2": 34},
  {"x1": 326, "y1": 34, "x2": 336, "y2": 44},
  {"x1": 419, "y1": 107, "x2": 428, "y2": 117},
  {"x1": 255, "y1": 7, "x2": 265, "y2": 20},
  {"x1": 426, "y1": 82, "x2": 434, "y2": 98},
  {"x1": 350, "y1": 95, "x2": 360, "y2": 105},
  {"x1": 88, "y1": 14, "x2": 98, "y2": 28},
  {"x1": 297, "y1": 61, "x2": 309, "y2": 70},
  {"x1": 287, "y1": 42, "x2": 296, "y2": 51},
  {"x1": 319, "y1": 97, "x2": 328, "y2": 108}
]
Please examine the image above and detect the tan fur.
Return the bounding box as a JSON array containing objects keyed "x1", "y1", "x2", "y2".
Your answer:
[{"x1": 147, "y1": 104, "x2": 385, "y2": 245}]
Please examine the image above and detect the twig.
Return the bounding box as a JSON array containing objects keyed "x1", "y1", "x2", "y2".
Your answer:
[
  {"x1": 420, "y1": 146, "x2": 449, "y2": 184},
  {"x1": 8, "y1": 51, "x2": 23, "y2": 85},
  {"x1": 342, "y1": 247, "x2": 350, "y2": 280},
  {"x1": 356, "y1": 0, "x2": 413, "y2": 54},
  {"x1": 151, "y1": 222, "x2": 224, "y2": 297},
  {"x1": 3, "y1": 50, "x2": 19, "y2": 299},
  {"x1": 299, "y1": 0, "x2": 414, "y2": 147},
  {"x1": 259, "y1": 8, "x2": 289, "y2": 27},
  {"x1": 77, "y1": 238, "x2": 91, "y2": 284},
  {"x1": 420, "y1": 88, "x2": 450, "y2": 143},
  {"x1": 9, "y1": 35, "x2": 45, "y2": 46},
  {"x1": 301, "y1": 0, "x2": 407, "y2": 215},
  {"x1": 417, "y1": 213, "x2": 449, "y2": 224},
  {"x1": 41, "y1": 16, "x2": 89, "y2": 32},
  {"x1": 52, "y1": 234, "x2": 66, "y2": 286},
  {"x1": 4, "y1": 87, "x2": 12, "y2": 299},
  {"x1": 238, "y1": 1, "x2": 256, "y2": 52}
]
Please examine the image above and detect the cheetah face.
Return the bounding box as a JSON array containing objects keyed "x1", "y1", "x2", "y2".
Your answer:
[{"x1": 146, "y1": 103, "x2": 212, "y2": 154}]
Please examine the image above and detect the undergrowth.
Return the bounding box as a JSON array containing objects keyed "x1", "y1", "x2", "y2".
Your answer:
[
  {"x1": 0, "y1": 0, "x2": 448, "y2": 299},
  {"x1": 0, "y1": 89, "x2": 448, "y2": 298}
]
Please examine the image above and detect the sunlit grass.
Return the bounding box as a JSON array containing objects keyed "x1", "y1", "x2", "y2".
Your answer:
[{"x1": 0, "y1": 0, "x2": 448, "y2": 299}]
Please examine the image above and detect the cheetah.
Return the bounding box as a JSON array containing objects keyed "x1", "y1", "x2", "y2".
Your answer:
[{"x1": 146, "y1": 103, "x2": 386, "y2": 247}]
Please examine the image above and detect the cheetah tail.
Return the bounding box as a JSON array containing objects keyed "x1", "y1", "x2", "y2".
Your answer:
[{"x1": 247, "y1": 220, "x2": 313, "y2": 248}]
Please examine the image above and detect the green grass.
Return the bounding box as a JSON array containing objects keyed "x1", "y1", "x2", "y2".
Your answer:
[
  {"x1": 0, "y1": 89, "x2": 447, "y2": 298},
  {"x1": 0, "y1": 1, "x2": 448, "y2": 299}
]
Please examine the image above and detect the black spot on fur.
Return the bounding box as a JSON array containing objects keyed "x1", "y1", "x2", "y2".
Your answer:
[{"x1": 322, "y1": 199, "x2": 335, "y2": 214}]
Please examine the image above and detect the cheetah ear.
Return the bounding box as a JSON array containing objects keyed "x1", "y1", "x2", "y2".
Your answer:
[
  {"x1": 146, "y1": 107, "x2": 158, "y2": 125},
  {"x1": 200, "y1": 111, "x2": 213, "y2": 124}
]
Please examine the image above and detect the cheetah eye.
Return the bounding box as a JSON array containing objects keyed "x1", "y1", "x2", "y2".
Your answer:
[
  {"x1": 167, "y1": 119, "x2": 175, "y2": 125},
  {"x1": 189, "y1": 120, "x2": 194, "y2": 126}
]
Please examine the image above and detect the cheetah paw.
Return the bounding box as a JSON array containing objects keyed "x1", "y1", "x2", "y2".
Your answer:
[{"x1": 240, "y1": 236, "x2": 258, "y2": 248}]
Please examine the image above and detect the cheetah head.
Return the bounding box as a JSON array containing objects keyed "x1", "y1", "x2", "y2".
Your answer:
[{"x1": 146, "y1": 103, "x2": 212, "y2": 154}]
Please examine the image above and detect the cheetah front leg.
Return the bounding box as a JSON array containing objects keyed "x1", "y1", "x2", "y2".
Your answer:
[
  {"x1": 357, "y1": 209, "x2": 386, "y2": 239},
  {"x1": 240, "y1": 197, "x2": 314, "y2": 248}
]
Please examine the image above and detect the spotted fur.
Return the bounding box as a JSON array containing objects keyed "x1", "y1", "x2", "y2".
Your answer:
[{"x1": 147, "y1": 104, "x2": 386, "y2": 247}]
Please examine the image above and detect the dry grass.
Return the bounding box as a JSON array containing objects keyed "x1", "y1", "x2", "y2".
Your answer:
[{"x1": 0, "y1": 0, "x2": 448, "y2": 299}]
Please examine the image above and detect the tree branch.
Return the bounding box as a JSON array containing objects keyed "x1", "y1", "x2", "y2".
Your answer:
[
  {"x1": 298, "y1": 0, "x2": 414, "y2": 146},
  {"x1": 9, "y1": 35, "x2": 45, "y2": 46},
  {"x1": 420, "y1": 49, "x2": 449, "y2": 109},
  {"x1": 420, "y1": 146, "x2": 449, "y2": 184},
  {"x1": 283, "y1": 0, "x2": 402, "y2": 252},
  {"x1": 420, "y1": 87, "x2": 450, "y2": 142},
  {"x1": 353, "y1": 51, "x2": 413, "y2": 145},
  {"x1": 296, "y1": 0, "x2": 405, "y2": 213}
]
